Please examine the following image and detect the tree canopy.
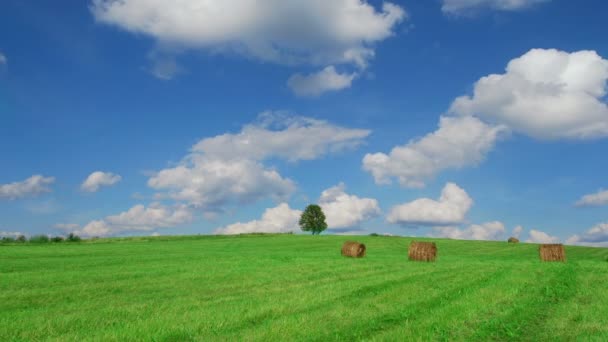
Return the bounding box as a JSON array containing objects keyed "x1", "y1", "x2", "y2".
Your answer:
[{"x1": 299, "y1": 204, "x2": 328, "y2": 235}]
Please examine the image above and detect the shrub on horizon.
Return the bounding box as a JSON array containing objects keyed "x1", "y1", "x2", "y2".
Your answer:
[
  {"x1": 66, "y1": 233, "x2": 81, "y2": 242},
  {"x1": 29, "y1": 235, "x2": 50, "y2": 243}
]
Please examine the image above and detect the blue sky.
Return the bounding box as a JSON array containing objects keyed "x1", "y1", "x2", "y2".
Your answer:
[{"x1": 1, "y1": 0, "x2": 607, "y2": 245}]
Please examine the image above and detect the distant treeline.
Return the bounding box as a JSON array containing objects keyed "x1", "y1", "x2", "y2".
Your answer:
[{"x1": 0, "y1": 233, "x2": 82, "y2": 244}]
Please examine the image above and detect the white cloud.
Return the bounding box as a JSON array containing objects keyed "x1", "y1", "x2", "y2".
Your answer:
[
  {"x1": 442, "y1": 0, "x2": 550, "y2": 15},
  {"x1": 431, "y1": 221, "x2": 505, "y2": 241},
  {"x1": 58, "y1": 203, "x2": 193, "y2": 237},
  {"x1": 450, "y1": 49, "x2": 608, "y2": 140},
  {"x1": 91, "y1": 0, "x2": 405, "y2": 67},
  {"x1": 148, "y1": 157, "x2": 296, "y2": 210},
  {"x1": 575, "y1": 189, "x2": 608, "y2": 207},
  {"x1": 91, "y1": 0, "x2": 405, "y2": 90},
  {"x1": 0, "y1": 175, "x2": 55, "y2": 200},
  {"x1": 0, "y1": 52, "x2": 6, "y2": 65},
  {"x1": 318, "y1": 183, "x2": 381, "y2": 228},
  {"x1": 363, "y1": 116, "x2": 505, "y2": 187},
  {"x1": 150, "y1": 113, "x2": 369, "y2": 211},
  {"x1": 511, "y1": 225, "x2": 523, "y2": 238},
  {"x1": 526, "y1": 229, "x2": 561, "y2": 243},
  {"x1": 566, "y1": 222, "x2": 608, "y2": 246},
  {"x1": 192, "y1": 112, "x2": 370, "y2": 162},
  {"x1": 387, "y1": 182, "x2": 473, "y2": 226},
  {"x1": 288, "y1": 66, "x2": 357, "y2": 97},
  {"x1": 0, "y1": 231, "x2": 23, "y2": 238},
  {"x1": 81, "y1": 171, "x2": 122, "y2": 192},
  {"x1": 148, "y1": 54, "x2": 181, "y2": 80},
  {"x1": 214, "y1": 203, "x2": 301, "y2": 235}
]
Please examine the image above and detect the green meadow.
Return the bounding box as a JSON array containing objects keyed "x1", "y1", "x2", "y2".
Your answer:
[{"x1": 1, "y1": 234, "x2": 607, "y2": 341}]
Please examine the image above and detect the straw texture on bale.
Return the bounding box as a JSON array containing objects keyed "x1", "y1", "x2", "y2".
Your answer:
[
  {"x1": 508, "y1": 237, "x2": 520, "y2": 243},
  {"x1": 539, "y1": 244, "x2": 566, "y2": 262},
  {"x1": 408, "y1": 241, "x2": 437, "y2": 262},
  {"x1": 341, "y1": 241, "x2": 366, "y2": 258}
]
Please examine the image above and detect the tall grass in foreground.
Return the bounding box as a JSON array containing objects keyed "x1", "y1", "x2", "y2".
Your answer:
[{"x1": 1, "y1": 234, "x2": 607, "y2": 341}]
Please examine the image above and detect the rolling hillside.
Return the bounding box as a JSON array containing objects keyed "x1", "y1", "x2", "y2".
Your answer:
[{"x1": 1, "y1": 234, "x2": 607, "y2": 341}]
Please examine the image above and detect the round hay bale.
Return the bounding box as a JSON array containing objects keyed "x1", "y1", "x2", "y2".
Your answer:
[
  {"x1": 408, "y1": 241, "x2": 437, "y2": 262},
  {"x1": 508, "y1": 237, "x2": 520, "y2": 243},
  {"x1": 341, "y1": 241, "x2": 366, "y2": 258}
]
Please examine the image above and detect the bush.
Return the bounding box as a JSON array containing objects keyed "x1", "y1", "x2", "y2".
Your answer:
[
  {"x1": 66, "y1": 233, "x2": 81, "y2": 242},
  {"x1": 369, "y1": 233, "x2": 380, "y2": 236},
  {"x1": 1, "y1": 236, "x2": 16, "y2": 243},
  {"x1": 29, "y1": 235, "x2": 50, "y2": 243},
  {"x1": 16, "y1": 235, "x2": 27, "y2": 243},
  {"x1": 51, "y1": 236, "x2": 65, "y2": 243}
]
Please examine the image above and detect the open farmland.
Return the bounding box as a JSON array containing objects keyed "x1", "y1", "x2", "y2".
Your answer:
[{"x1": 1, "y1": 234, "x2": 607, "y2": 341}]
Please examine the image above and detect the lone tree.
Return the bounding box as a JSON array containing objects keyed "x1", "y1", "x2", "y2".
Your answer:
[{"x1": 299, "y1": 204, "x2": 328, "y2": 235}]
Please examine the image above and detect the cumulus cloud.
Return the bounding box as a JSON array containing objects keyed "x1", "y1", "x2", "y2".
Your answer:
[
  {"x1": 442, "y1": 0, "x2": 550, "y2": 15},
  {"x1": 318, "y1": 183, "x2": 381, "y2": 228},
  {"x1": 526, "y1": 229, "x2": 560, "y2": 243},
  {"x1": 0, "y1": 175, "x2": 55, "y2": 200},
  {"x1": 288, "y1": 66, "x2": 357, "y2": 97},
  {"x1": 431, "y1": 221, "x2": 505, "y2": 241},
  {"x1": 214, "y1": 203, "x2": 301, "y2": 235},
  {"x1": 363, "y1": 116, "x2": 505, "y2": 187},
  {"x1": 81, "y1": 171, "x2": 122, "y2": 192},
  {"x1": 364, "y1": 49, "x2": 608, "y2": 187},
  {"x1": 450, "y1": 49, "x2": 608, "y2": 140},
  {"x1": 575, "y1": 189, "x2": 608, "y2": 207},
  {"x1": 91, "y1": 0, "x2": 405, "y2": 93},
  {"x1": 150, "y1": 113, "x2": 369, "y2": 212},
  {"x1": 566, "y1": 222, "x2": 608, "y2": 247},
  {"x1": 149, "y1": 157, "x2": 296, "y2": 210},
  {"x1": 0, "y1": 231, "x2": 23, "y2": 238},
  {"x1": 58, "y1": 203, "x2": 193, "y2": 237},
  {"x1": 511, "y1": 225, "x2": 523, "y2": 238},
  {"x1": 387, "y1": 182, "x2": 473, "y2": 226},
  {"x1": 192, "y1": 112, "x2": 370, "y2": 162}
]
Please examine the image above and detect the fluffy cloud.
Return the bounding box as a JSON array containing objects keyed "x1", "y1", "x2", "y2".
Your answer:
[
  {"x1": 214, "y1": 203, "x2": 301, "y2": 235},
  {"x1": 431, "y1": 221, "x2": 505, "y2": 241},
  {"x1": 287, "y1": 66, "x2": 357, "y2": 97},
  {"x1": 442, "y1": 0, "x2": 550, "y2": 15},
  {"x1": 575, "y1": 189, "x2": 608, "y2": 207},
  {"x1": 150, "y1": 113, "x2": 369, "y2": 211},
  {"x1": 58, "y1": 203, "x2": 193, "y2": 237},
  {"x1": 81, "y1": 171, "x2": 122, "y2": 192},
  {"x1": 91, "y1": 0, "x2": 405, "y2": 93},
  {"x1": 192, "y1": 112, "x2": 370, "y2": 162},
  {"x1": 526, "y1": 229, "x2": 560, "y2": 243},
  {"x1": 387, "y1": 182, "x2": 473, "y2": 226},
  {"x1": 0, "y1": 175, "x2": 55, "y2": 200},
  {"x1": 450, "y1": 49, "x2": 608, "y2": 140},
  {"x1": 318, "y1": 183, "x2": 381, "y2": 228},
  {"x1": 566, "y1": 222, "x2": 608, "y2": 246},
  {"x1": 363, "y1": 116, "x2": 505, "y2": 187},
  {"x1": 0, "y1": 231, "x2": 23, "y2": 238},
  {"x1": 511, "y1": 225, "x2": 523, "y2": 238},
  {"x1": 149, "y1": 157, "x2": 296, "y2": 210}
]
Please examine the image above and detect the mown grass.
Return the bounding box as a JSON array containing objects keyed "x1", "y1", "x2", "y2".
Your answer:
[{"x1": 1, "y1": 234, "x2": 607, "y2": 341}]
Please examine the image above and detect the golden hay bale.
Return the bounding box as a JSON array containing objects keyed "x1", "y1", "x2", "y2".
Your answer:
[
  {"x1": 341, "y1": 241, "x2": 366, "y2": 258},
  {"x1": 508, "y1": 237, "x2": 520, "y2": 243},
  {"x1": 539, "y1": 244, "x2": 566, "y2": 262},
  {"x1": 408, "y1": 241, "x2": 437, "y2": 262}
]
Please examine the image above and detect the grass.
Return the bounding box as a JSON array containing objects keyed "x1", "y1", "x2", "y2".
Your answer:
[{"x1": 1, "y1": 234, "x2": 607, "y2": 341}]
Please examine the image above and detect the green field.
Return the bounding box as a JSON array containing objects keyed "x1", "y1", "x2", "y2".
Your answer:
[{"x1": 1, "y1": 234, "x2": 607, "y2": 341}]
